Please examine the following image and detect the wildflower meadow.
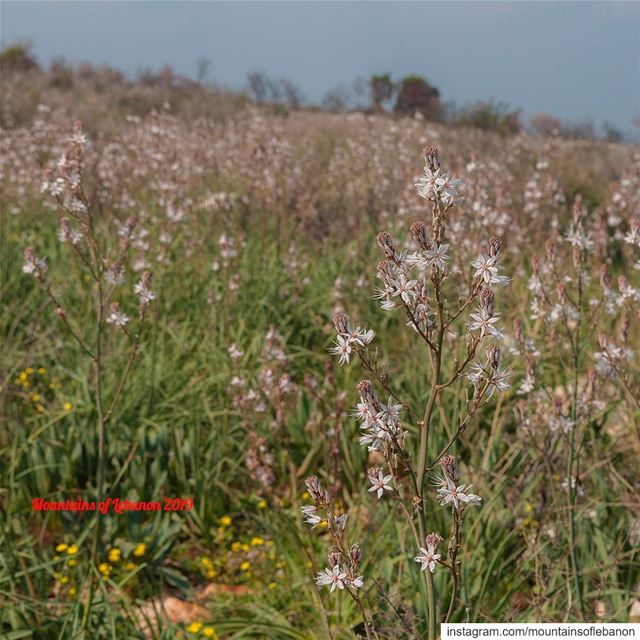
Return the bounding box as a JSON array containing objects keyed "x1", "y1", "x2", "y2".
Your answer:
[{"x1": 1, "y1": 55, "x2": 639, "y2": 640}]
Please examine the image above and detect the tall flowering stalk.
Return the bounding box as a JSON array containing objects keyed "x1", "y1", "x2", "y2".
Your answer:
[
  {"x1": 521, "y1": 192, "x2": 640, "y2": 617},
  {"x1": 24, "y1": 122, "x2": 154, "y2": 629},
  {"x1": 306, "y1": 147, "x2": 512, "y2": 638}
]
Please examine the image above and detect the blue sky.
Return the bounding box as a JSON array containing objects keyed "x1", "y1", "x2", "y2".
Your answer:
[{"x1": 2, "y1": 1, "x2": 639, "y2": 135}]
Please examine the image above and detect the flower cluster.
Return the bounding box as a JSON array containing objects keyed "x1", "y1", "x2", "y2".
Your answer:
[
  {"x1": 316, "y1": 545, "x2": 364, "y2": 593},
  {"x1": 302, "y1": 476, "x2": 365, "y2": 595},
  {"x1": 329, "y1": 312, "x2": 374, "y2": 365},
  {"x1": 355, "y1": 379, "x2": 405, "y2": 454},
  {"x1": 436, "y1": 455, "x2": 482, "y2": 510},
  {"x1": 414, "y1": 532, "x2": 443, "y2": 573}
]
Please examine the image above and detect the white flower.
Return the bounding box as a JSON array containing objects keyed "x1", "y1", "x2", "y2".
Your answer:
[
  {"x1": 348, "y1": 327, "x2": 374, "y2": 346},
  {"x1": 377, "y1": 398, "x2": 403, "y2": 427},
  {"x1": 316, "y1": 565, "x2": 347, "y2": 592},
  {"x1": 329, "y1": 335, "x2": 353, "y2": 365},
  {"x1": 424, "y1": 243, "x2": 450, "y2": 270},
  {"x1": 438, "y1": 479, "x2": 482, "y2": 510},
  {"x1": 105, "y1": 268, "x2": 125, "y2": 286},
  {"x1": 414, "y1": 545, "x2": 441, "y2": 573},
  {"x1": 415, "y1": 167, "x2": 440, "y2": 200},
  {"x1": 437, "y1": 174, "x2": 462, "y2": 203},
  {"x1": 334, "y1": 513, "x2": 349, "y2": 531},
  {"x1": 228, "y1": 343, "x2": 244, "y2": 359},
  {"x1": 415, "y1": 167, "x2": 461, "y2": 202},
  {"x1": 348, "y1": 575, "x2": 364, "y2": 589},
  {"x1": 133, "y1": 280, "x2": 156, "y2": 305},
  {"x1": 23, "y1": 256, "x2": 46, "y2": 276},
  {"x1": 106, "y1": 308, "x2": 129, "y2": 328},
  {"x1": 468, "y1": 309, "x2": 503, "y2": 339},
  {"x1": 367, "y1": 468, "x2": 393, "y2": 499},
  {"x1": 623, "y1": 226, "x2": 640, "y2": 247},
  {"x1": 390, "y1": 273, "x2": 418, "y2": 303},
  {"x1": 472, "y1": 254, "x2": 498, "y2": 283},
  {"x1": 466, "y1": 362, "x2": 485, "y2": 385},
  {"x1": 565, "y1": 226, "x2": 594, "y2": 251},
  {"x1": 300, "y1": 505, "x2": 322, "y2": 527},
  {"x1": 471, "y1": 254, "x2": 510, "y2": 286},
  {"x1": 486, "y1": 366, "x2": 511, "y2": 396}
]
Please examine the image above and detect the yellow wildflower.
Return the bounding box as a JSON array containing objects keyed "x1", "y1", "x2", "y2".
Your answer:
[
  {"x1": 66, "y1": 544, "x2": 78, "y2": 555},
  {"x1": 202, "y1": 628, "x2": 218, "y2": 639},
  {"x1": 218, "y1": 515, "x2": 232, "y2": 527},
  {"x1": 56, "y1": 543, "x2": 68, "y2": 553},
  {"x1": 68, "y1": 587, "x2": 77, "y2": 597},
  {"x1": 125, "y1": 562, "x2": 136, "y2": 571},
  {"x1": 133, "y1": 543, "x2": 146, "y2": 557},
  {"x1": 98, "y1": 563, "x2": 111, "y2": 576},
  {"x1": 241, "y1": 543, "x2": 249, "y2": 552},
  {"x1": 240, "y1": 561, "x2": 251, "y2": 571},
  {"x1": 186, "y1": 622, "x2": 202, "y2": 633},
  {"x1": 38, "y1": 367, "x2": 46, "y2": 375},
  {"x1": 26, "y1": 367, "x2": 34, "y2": 375},
  {"x1": 108, "y1": 548, "x2": 121, "y2": 563},
  {"x1": 250, "y1": 536, "x2": 264, "y2": 546},
  {"x1": 67, "y1": 559, "x2": 77, "y2": 567},
  {"x1": 268, "y1": 582, "x2": 277, "y2": 590},
  {"x1": 230, "y1": 541, "x2": 242, "y2": 553},
  {"x1": 257, "y1": 499, "x2": 267, "y2": 509},
  {"x1": 63, "y1": 402, "x2": 73, "y2": 412}
]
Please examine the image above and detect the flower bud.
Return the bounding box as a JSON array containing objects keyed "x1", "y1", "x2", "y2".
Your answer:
[
  {"x1": 440, "y1": 455, "x2": 460, "y2": 484},
  {"x1": 486, "y1": 345, "x2": 501, "y2": 369},
  {"x1": 333, "y1": 312, "x2": 350, "y2": 335},
  {"x1": 488, "y1": 236, "x2": 501, "y2": 258},
  {"x1": 423, "y1": 145, "x2": 440, "y2": 171},
  {"x1": 410, "y1": 220, "x2": 432, "y2": 250},
  {"x1": 357, "y1": 380, "x2": 378, "y2": 408},
  {"x1": 425, "y1": 532, "x2": 443, "y2": 551},
  {"x1": 349, "y1": 543, "x2": 362, "y2": 569},
  {"x1": 599, "y1": 265, "x2": 612, "y2": 290},
  {"x1": 327, "y1": 548, "x2": 343, "y2": 568},
  {"x1": 305, "y1": 476, "x2": 329, "y2": 504},
  {"x1": 376, "y1": 231, "x2": 397, "y2": 261},
  {"x1": 480, "y1": 288, "x2": 495, "y2": 315}
]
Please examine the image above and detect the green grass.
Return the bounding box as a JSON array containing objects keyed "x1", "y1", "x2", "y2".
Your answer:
[{"x1": 1, "y1": 131, "x2": 639, "y2": 639}]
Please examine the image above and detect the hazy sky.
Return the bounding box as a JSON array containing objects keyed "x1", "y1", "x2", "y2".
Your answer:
[{"x1": 2, "y1": 1, "x2": 639, "y2": 134}]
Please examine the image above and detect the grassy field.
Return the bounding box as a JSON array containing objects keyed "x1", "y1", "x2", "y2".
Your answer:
[{"x1": 1, "y1": 74, "x2": 639, "y2": 639}]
